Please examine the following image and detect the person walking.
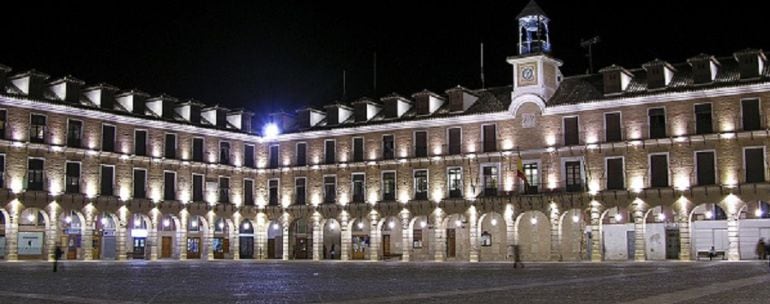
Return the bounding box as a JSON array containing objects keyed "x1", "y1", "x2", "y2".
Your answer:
[
  {"x1": 53, "y1": 245, "x2": 63, "y2": 272},
  {"x1": 756, "y1": 238, "x2": 767, "y2": 260},
  {"x1": 513, "y1": 245, "x2": 524, "y2": 268}
]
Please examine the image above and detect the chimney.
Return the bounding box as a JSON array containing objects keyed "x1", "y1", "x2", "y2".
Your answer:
[
  {"x1": 412, "y1": 90, "x2": 446, "y2": 115},
  {"x1": 599, "y1": 65, "x2": 633, "y2": 95},
  {"x1": 380, "y1": 93, "x2": 412, "y2": 119},
  {"x1": 323, "y1": 102, "x2": 354, "y2": 125},
  {"x1": 295, "y1": 107, "x2": 326, "y2": 129},
  {"x1": 0, "y1": 64, "x2": 11, "y2": 90},
  {"x1": 445, "y1": 86, "x2": 477, "y2": 112},
  {"x1": 269, "y1": 111, "x2": 296, "y2": 132},
  {"x1": 48, "y1": 75, "x2": 85, "y2": 103},
  {"x1": 116, "y1": 90, "x2": 150, "y2": 115},
  {"x1": 83, "y1": 83, "x2": 119, "y2": 110},
  {"x1": 687, "y1": 54, "x2": 720, "y2": 85},
  {"x1": 201, "y1": 105, "x2": 229, "y2": 128},
  {"x1": 642, "y1": 59, "x2": 676, "y2": 90},
  {"x1": 227, "y1": 109, "x2": 254, "y2": 132},
  {"x1": 146, "y1": 94, "x2": 179, "y2": 119},
  {"x1": 175, "y1": 99, "x2": 204, "y2": 124},
  {"x1": 734, "y1": 49, "x2": 766, "y2": 80},
  {"x1": 351, "y1": 97, "x2": 382, "y2": 122},
  {"x1": 9, "y1": 69, "x2": 50, "y2": 99}
]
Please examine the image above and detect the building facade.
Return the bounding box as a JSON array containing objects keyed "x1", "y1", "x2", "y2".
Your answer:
[{"x1": 2, "y1": 1, "x2": 770, "y2": 263}]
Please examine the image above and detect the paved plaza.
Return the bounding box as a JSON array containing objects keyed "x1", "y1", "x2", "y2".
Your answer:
[{"x1": 1, "y1": 260, "x2": 769, "y2": 304}]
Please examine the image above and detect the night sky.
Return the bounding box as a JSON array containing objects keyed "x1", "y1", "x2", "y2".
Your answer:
[{"x1": 2, "y1": 1, "x2": 767, "y2": 124}]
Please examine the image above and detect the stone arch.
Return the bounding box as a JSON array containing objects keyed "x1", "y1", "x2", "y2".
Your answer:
[
  {"x1": 186, "y1": 215, "x2": 208, "y2": 260},
  {"x1": 642, "y1": 205, "x2": 677, "y2": 260},
  {"x1": 558, "y1": 208, "x2": 588, "y2": 261},
  {"x1": 320, "y1": 218, "x2": 341, "y2": 260},
  {"x1": 441, "y1": 213, "x2": 470, "y2": 261},
  {"x1": 288, "y1": 217, "x2": 312, "y2": 260},
  {"x1": 18, "y1": 208, "x2": 50, "y2": 260},
  {"x1": 349, "y1": 217, "x2": 371, "y2": 260},
  {"x1": 514, "y1": 210, "x2": 550, "y2": 261},
  {"x1": 127, "y1": 213, "x2": 151, "y2": 259},
  {"x1": 508, "y1": 93, "x2": 546, "y2": 118},
  {"x1": 689, "y1": 203, "x2": 728, "y2": 259},
  {"x1": 59, "y1": 209, "x2": 86, "y2": 260},
  {"x1": 478, "y1": 212, "x2": 507, "y2": 261},
  {"x1": 212, "y1": 217, "x2": 231, "y2": 259},
  {"x1": 238, "y1": 219, "x2": 255, "y2": 259},
  {"x1": 735, "y1": 199, "x2": 770, "y2": 260},
  {"x1": 599, "y1": 206, "x2": 633, "y2": 261},
  {"x1": 408, "y1": 215, "x2": 431, "y2": 261},
  {"x1": 265, "y1": 219, "x2": 283, "y2": 259},
  {"x1": 377, "y1": 216, "x2": 403, "y2": 260},
  {"x1": 93, "y1": 211, "x2": 119, "y2": 260},
  {"x1": 155, "y1": 213, "x2": 179, "y2": 259}
]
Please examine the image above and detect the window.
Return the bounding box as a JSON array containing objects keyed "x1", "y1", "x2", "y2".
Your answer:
[
  {"x1": 604, "y1": 112, "x2": 622, "y2": 142},
  {"x1": 563, "y1": 117, "x2": 579, "y2": 146},
  {"x1": 649, "y1": 154, "x2": 669, "y2": 188},
  {"x1": 482, "y1": 124, "x2": 497, "y2": 152},
  {"x1": 164, "y1": 171, "x2": 176, "y2": 200},
  {"x1": 523, "y1": 163, "x2": 539, "y2": 194},
  {"x1": 192, "y1": 174, "x2": 204, "y2": 202},
  {"x1": 30, "y1": 114, "x2": 46, "y2": 143},
  {"x1": 219, "y1": 177, "x2": 230, "y2": 203},
  {"x1": 482, "y1": 165, "x2": 499, "y2": 196},
  {"x1": 0, "y1": 109, "x2": 6, "y2": 139},
  {"x1": 27, "y1": 158, "x2": 44, "y2": 191},
  {"x1": 164, "y1": 133, "x2": 177, "y2": 159},
  {"x1": 414, "y1": 169, "x2": 428, "y2": 200},
  {"x1": 695, "y1": 151, "x2": 716, "y2": 186},
  {"x1": 448, "y1": 167, "x2": 463, "y2": 198},
  {"x1": 648, "y1": 108, "x2": 667, "y2": 139},
  {"x1": 244, "y1": 144, "x2": 255, "y2": 168},
  {"x1": 565, "y1": 161, "x2": 583, "y2": 192},
  {"x1": 134, "y1": 130, "x2": 147, "y2": 156},
  {"x1": 100, "y1": 165, "x2": 114, "y2": 196},
  {"x1": 67, "y1": 119, "x2": 83, "y2": 148},
  {"x1": 413, "y1": 229, "x2": 423, "y2": 248},
  {"x1": 0, "y1": 154, "x2": 4, "y2": 188},
  {"x1": 383, "y1": 135, "x2": 395, "y2": 160},
  {"x1": 65, "y1": 162, "x2": 80, "y2": 194},
  {"x1": 742, "y1": 98, "x2": 761, "y2": 131},
  {"x1": 269, "y1": 145, "x2": 279, "y2": 169},
  {"x1": 269, "y1": 179, "x2": 279, "y2": 206},
  {"x1": 324, "y1": 176, "x2": 336, "y2": 204},
  {"x1": 102, "y1": 124, "x2": 116, "y2": 152},
  {"x1": 415, "y1": 131, "x2": 427, "y2": 157},
  {"x1": 219, "y1": 142, "x2": 230, "y2": 165},
  {"x1": 325, "y1": 140, "x2": 336, "y2": 164},
  {"x1": 448, "y1": 128, "x2": 462, "y2": 155},
  {"x1": 243, "y1": 179, "x2": 257, "y2": 204},
  {"x1": 382, "y1": 172, "x2": 396, "y2": 201},
  {"x1": 480, "y1": 231, "x2": 492, "y2": 247},
  {"x1": 745, "y1": 147, "x2": 765, "y2": 183},
  {"x1": 695, "y1": 104, "x2": 713, "y2": 135},
  {"x1": 353, "y1": 138, "x2": 364, "y2": 162},
  {"x1": 192, "y1": 138, "x2": 204, "y2": 162},
  {"x1": 352, "y1": 173, "x2": 365, "y2": 203},
  {"x1": 133, "y1": 169, "x2": 146, "y2": 199},
  {"x1": 296, "y1": 143, "x2": 307, "y2": 166},
  {"x1": 295, "y1": 178, "x2": 306, "y2": 205},
  {"x1": 606, "y1": 158, "x2": 625, "y2": 190}
]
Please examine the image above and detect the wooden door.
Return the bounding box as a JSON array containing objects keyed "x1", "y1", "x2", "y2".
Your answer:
[
  {"x1": 133, "y1": 238, "x2": 145, "y2": 259},
  {"x1": 239, "y1": 237, "x2": 254, "y2": 259},
  {"x1": 161, "y1": 236, "x2": 172, "y2": 258},
  {"x1": 67, "y1": 235, "x2": 78, "y2": 260},
  {"x1": 214, "y1": 237, "x2": 225, "y2": 259},
  {"x1": 294, "y1": 237, "x2": 308, "y2": 259},
  {"x1": 92, "y1": 234, "x2": 101, "y2": 260},
  {"x1": 446, "y1": 229, "x2": 456, "y2": 258},
  {"x1": 267, "y1": 239, "x2": 276, "y2": 259},
  {"x1": 665, "y1": 229, "x2": 680, "y2": 259},
  {"x1": 382, "y1": 235, "x2": 391, "y2": 257},
  {"x1": 187, "y1": 237, "x2": 200, "y2": 259}
]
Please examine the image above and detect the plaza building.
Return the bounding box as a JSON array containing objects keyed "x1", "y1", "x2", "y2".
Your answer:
[{"x1": 2, "y1": 1, "x2": 770, "y2": 263}]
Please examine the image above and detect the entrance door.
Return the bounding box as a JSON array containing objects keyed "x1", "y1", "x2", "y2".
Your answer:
[
  {"x1": 294, "y1": 237, "x2": 308, "y2": 259},
  {"x1": 626, "y1": 231, "x2": 636, "y2": 260},
  {"x1": 66, "y1": 235, "x2": 79, "y2": 260},
  {"x1": 382, "y1": 234, "x2": 391, "y2": 257},
  {"x1": 133, "y1": 237, "x2": 146, "y2": 259},
  {"x1": 267, "y1": 239, "x2": 276, "y2": 259},
  {"x1": 187, "y1": 237, "x2": 201, "y2": 259},
  {"x1": 240, "y1": 237, "x2": 254, "y2": 259},
  {"x1": 161, "y1": 236, "x2": 172, "y2": 258},
  {"x1": 92, "y1": 233, "x2": 102, "y2": 260},
  {"x1": 446, "y1": 229, "x2": 456, "y2": 258},
  {"x1": 665, "y1": 229, "x2": 680, "y2": 259},
  {"x1": 352, "y1": 235, "x2": 368, "y2": 260},
  {"x1": 214, "y1": 237, "x2": 225, "y2": 259}
]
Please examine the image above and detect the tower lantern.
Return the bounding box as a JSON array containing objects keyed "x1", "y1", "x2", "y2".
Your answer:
[{"x1": 517, "y1": 0, "x2": 550, "y2": 55}]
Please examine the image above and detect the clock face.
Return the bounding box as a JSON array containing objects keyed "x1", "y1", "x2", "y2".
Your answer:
[
  {"x1": 518, "y1": 64, "x2": 538, "y2": 86},
  {"x1": 522, "y1": 67, "x2": 534, "y2": 81}
]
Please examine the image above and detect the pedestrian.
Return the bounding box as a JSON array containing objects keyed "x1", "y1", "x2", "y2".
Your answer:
[
  {"x1": 709, "y1": 246, "x2": 716, "y2": 261},
  {"x1": 53, "y1": 245, "x2": 63, "y2": 272},
  {"x1": 330, "y1": 244, "x2": 336, "y2": 260},
  {"x1": 513, "y1": 245, "x2": 524, "y2": 268},
  {"x1": 756, "y1": 238, "x2": 767, "y2": 260}
]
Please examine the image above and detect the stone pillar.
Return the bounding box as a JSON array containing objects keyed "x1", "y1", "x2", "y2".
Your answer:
[
  {"x1": 256, "y1": 213, "x2": 267, "y2": 260},
  {"x1": 206, "y1": 213, "x2": 215, "y2": 260},
  {"x1": 400, "y1": 210, "x2": 411, "y2": 262},
  {"x1": 506, "y1": 207, "x2": 516, "y2": 261},
  {"x1": 632, "y1": 204, "x2": 646, "y2": 261},
  {"x1": 549, "y1": 206, "x2": 561, "y2": 261},
  {"x1": 678, "y1": 211, "x2": 691, "y2": 261},
  {"x1": 590, "y1": 202, "x2": 602, "y2": 262},
  {"x1": 5, "y1": 205, "x2": 19, "y2": 261},
  {"x1": 231, "y1": 214, "x2": 241, "y2": 260},
  {"x1": 46, "y1": 205, "x2": 60, "y2": 262},
  {"x1": 469, "y1": 209, "x2": 479, "y2": 263},
  {"x1": 116, "y1": 209, "x2": 128, "y2": 261},
  {"x1": 340, "y1": 215, "x2": 351, "y2": 261},
  {"x1": 281, "y1": 217, "x2": 290, "y2": 261},
  {"x1": 369, "y1": 212, "x2": 380, "y2": 261},
  {"x1": 178, "y1": 211, "x2": 188, "y2": 260},
  {"x1": 433, "y1": 213, "x2": 445, "y2": 262},
  {"x1": 727, "y1": 214, "x2": 740, "y2": 261},
  {"x1": 312, "y1": 214, "x2": 322, "y2": 261},
  {"x1": 82, "y1": 209, "x2": 95, "y2": 261},
  {"x1": 149, "y1": 212, "x2": 159, "y2": 261}
]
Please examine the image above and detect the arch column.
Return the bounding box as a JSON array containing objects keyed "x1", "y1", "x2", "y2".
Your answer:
[
  {"x1": 232, "y1": 214, "x2": 241, "y2": 260},
  {"x1": 281, "y1": 214, "x2": 290, "y2": 260},
  {"x1": 549, "y1": 205, "x2": 561, "y2": 261},
  {"x1": 206, "y1": 212, "x2": 215, "y2": 260},
  {"x1": 400, "y1": 209, "x2": 411, "y2": 262},
  {"x1": 632, "y1": 203, "x2": 647, "y2": 261},
  {"x1": 256, "y1": 213, "x2": 267, "y2": 260},
  {"x1": 469, "y1": 207, "x2": 479, "y2": 263},
  {"x1": 5, "y1": 203, "x2": 20, "y2": 261},
  {"x1": 116, "y1": 208, "x2": 128, "y2": 260},
  {"x1": 46, "y1": 204, "x2": 61, "y2": 261},
  {"x1": 590, "y1": 201, "x2": 602, "y2": 262},
  {"x1": 369, "y1": 212, "x2": 380, "y2": 261},
  {"x1": 432, "y1": 212, "x2": 445, "y2": 262},
  {"x1": 340, "y1": 213, "x2": 350, "y2": 261},
  {"x1": 82, "y1": 207, "x2": 95, "y2": 261},
  {"x1": 149, "y1": 211, "x2": 159, "y2": 261},
  {"x1": 312, "y1": 213, "x2": 322, "y2": 261},
  {"x1": 178, "y1": 211, "x2": 188, "y2": 260},
  {"x1": 727, "y1": 213, "x2": 740, "y2": 261}
]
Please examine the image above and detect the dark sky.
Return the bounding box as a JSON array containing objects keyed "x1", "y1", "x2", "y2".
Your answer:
[{"x1": 2, "y1": 1, "x2": 767, "y2": 124}]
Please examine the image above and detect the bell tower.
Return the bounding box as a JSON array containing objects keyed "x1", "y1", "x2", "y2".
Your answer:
[{"x1": 507, "y1": 0, "x2": 563, "y2": 116}]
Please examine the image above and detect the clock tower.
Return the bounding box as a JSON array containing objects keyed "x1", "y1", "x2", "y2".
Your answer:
[{"x1": 507, "y1": 0, "x2": 563, "y2": 116}]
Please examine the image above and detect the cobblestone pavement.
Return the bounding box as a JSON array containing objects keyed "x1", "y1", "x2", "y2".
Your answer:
[{"x1": 1, "y1": 260, "x2": 769, "y2": 304}]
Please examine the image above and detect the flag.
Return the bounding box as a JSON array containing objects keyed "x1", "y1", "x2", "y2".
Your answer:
[{"x1": 516, "y1": 157, "x2": 529, "y2": 186}]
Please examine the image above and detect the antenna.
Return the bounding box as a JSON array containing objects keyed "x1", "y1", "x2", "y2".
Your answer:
[
  {"x1": 580, "y1": 36, "x2": 601, "y2": 74},
  {"x1": 342, "y1": 70, "x2": 347, "y2": 101},
  {"x1": 373, "y1": 52, "x2": 377, "y2": 97},
  {"x1": 480, "y1": 42, "x2": 485, "y2": 89}
]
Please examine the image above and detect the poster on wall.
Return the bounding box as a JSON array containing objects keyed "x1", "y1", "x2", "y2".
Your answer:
[
  {"x1": 18, "y1": 232, "x2": 44, "y2": 255},
  {"x1": 0, "y1": 236, "x2": 6, "y2": 257}
]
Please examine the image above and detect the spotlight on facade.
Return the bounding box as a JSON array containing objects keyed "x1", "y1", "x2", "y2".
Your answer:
[
  {"x1": 243, "y1": 222, "x2": 250, "y2": 230},
  {"x1": 27, "y1": 213, "x2": 36, "y2": 222},
  {"x1": 191, "y1": 220, "x2": 198, "y2": 228},
  {"x1": 657, "y1": 213, "x2": 666, "y2": 222},
  {"x1": 572, "y1": 215, "x2": 580, "y2": 223},
  {"x1": 134, "y1": 218, "x2": 141, "y2": 228},
  {"x1": 263, "y1": 123, "x2": 280, "y2": 139},
  {"x1": 614, "y1": 213, "x2": 622, "y2": 222},
  {"x1": 218, "y1": 221, "x2": 225, "y2": 230},
  {"x1": 100, "y1": 217, "x2": 108, "y2": 226},
  {"x1": 272, "y1": 223, "x2": 280, "y2": 230},
  {"x1": 705, "y1": 211, "x2": 713, "y2": 219},
  {"x1": 388, "y1": 221, "x2": 395, "y2": 229},
  {"x1": 420, "y1": 221, "x2": 427, "y2": 228},
  {"x1": 455, "y1": 219, "x2": 462, "y2": 227},
  {"x1": 329, "y1": 222, "x2": 336, "y2": 230},
  {"x1": 491, "y1": 218, "x2": 498, "y2": 226},
  {"x1": 163, "y1": 219, "x2": 170, "y2": 227},
  {"x1": 65, "y1": 216, "x2": 72, "y2": 224},
  {"x1": 530, "y1": 217, "x2": 538, "y2": 225},
  {"x1": 357, "y1": 221, "x2": 364, "y2": 230},
  {"x1": 755, "y1": 208, "x2": 763, "y2": 217}
]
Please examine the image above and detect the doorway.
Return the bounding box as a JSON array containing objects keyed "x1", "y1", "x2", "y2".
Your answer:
[
  {"x1": 268, "y1": 239, "x2": 277, "y2": 259},
  {"x1": 187, "y1": 237, "x2": 201, "y2": 259},
  {"x1": 293, "y1": 237, "x2": 308, "y2": 259},
  {"x1": 240, "y1": 237, "x2": 254, "y2": 259},
  {"x1": 446, "y1": 229, "x2": 456, "y2": 258},
  {"x1": 92, "y1": 232, "x2": 102, "y2": 260},
  {"x1": 161, "y1": 236, "x2": 172, "y2": 258},
  {"x1": 382, "y1": 234, "x2": 391, "y2": 257},
  {"x1": 665, "y1": 229, "x2": 680, "y2": 259},
  {"x1": 133, "y1": 237, "x2": 146, "y2": 259},
  {"x1": 626, "y1": 231, "x2": 636, "y2": 260}
]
